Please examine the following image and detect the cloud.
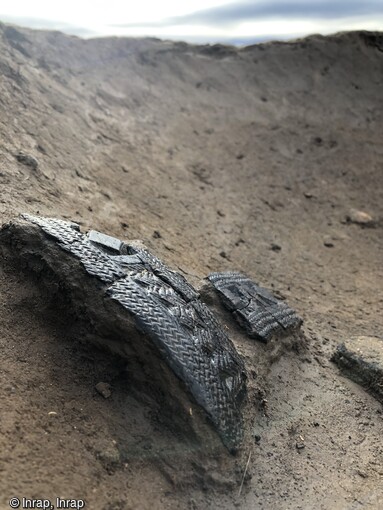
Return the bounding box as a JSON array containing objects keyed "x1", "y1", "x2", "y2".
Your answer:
[
  {"x1": 1, "y1": 1, "x2": 382, "y2": 44},
  {"x1": 113, "y1": 0, "x2": 383, "y2": 28}
]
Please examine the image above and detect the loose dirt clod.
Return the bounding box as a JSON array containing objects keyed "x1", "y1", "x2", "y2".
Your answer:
[{"x1": 95, "y1": 382, "x2": 112, "y2": 399}]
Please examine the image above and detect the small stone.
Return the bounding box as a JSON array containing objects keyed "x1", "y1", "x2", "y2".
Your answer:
[
  {"x1": 270, "y1": 243, "x2": 281, "y2": 252},
  {"x1": 323, "y1": 238, "x2": 334, "y2": 248},
  {"x1": 47, "y1": 411, "x2": 58, "y2": 417},
  {"x1": 15, "y1": 151, "x2": 38, "y2": 170},
  {"x1": 95, "y1": 440, "x2": 121, "y2": 469},
  {"x1": 95, "y1": 382, "x2": 112, "y2": 399},
  {"x1": 296, "y1": 435, "x2": 305, "y2": 450},
  {"x1": 346, "y1": 209, "x2": 374, "y2": 227},
  {"x1": 153, "y1": 230, "x2": 162, "y2": 239},
  {"x1": 36, "y1": 144, "x2": 47, "y2": 154},
  {"x1": 304, "y1": 192, "x2": 313, "y2": 199}
]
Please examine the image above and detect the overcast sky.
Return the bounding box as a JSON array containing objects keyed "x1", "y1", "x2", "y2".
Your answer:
[{"x1": 1, "y1": 0, "x2": 383, "y2": 45}]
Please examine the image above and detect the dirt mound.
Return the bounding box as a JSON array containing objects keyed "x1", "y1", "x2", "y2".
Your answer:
[{"x1": 0, "y1": 23, "x2": 382, "y2": 509}]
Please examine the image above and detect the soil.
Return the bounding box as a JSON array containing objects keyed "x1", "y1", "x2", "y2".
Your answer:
[{"x1": 0, "y1": 23, "x2": 383, "y2": 509}]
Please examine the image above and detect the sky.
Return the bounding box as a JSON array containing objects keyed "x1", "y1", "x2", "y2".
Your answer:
[{"x1": 0, "y1": 0, "x2": 383, "y2": 45}]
